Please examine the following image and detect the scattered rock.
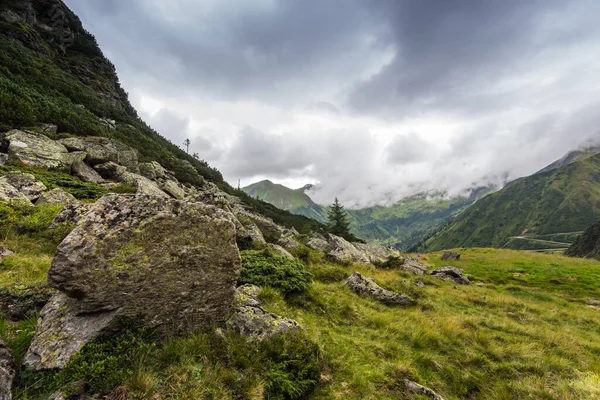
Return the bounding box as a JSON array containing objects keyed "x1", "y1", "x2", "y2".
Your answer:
[
  {"x1": 0, "y1": 339, "x2": 16, "y2": 400},
  {"x1": 234, "y1": 205, "x2": 284, "y2": 242},
  {"x1": 400, "y1": 258, "x2": 429, "y2": 275},
  {"x1": 441, "y1": 251, "x2": 461, "y2": 261},
  {"x1": 327, "y1": 235, "x2": 370, "y2": 264},
  {"x1": 93, "y1": 161, "x2": 127, "y2": 180},
  {"x1": 306, "y1": 237, "x2": 329, "y2": 252},
  {"x1": 354, "y1": 243, "x2": 401, "y2": 264},
  {"x1": 404, "y1": 379, "x2": 445, "y2": 400},
  {"x1": 71, "y1": 160, "x2": 104, "y2": 183},
  {"x1": 226, "y1": 285, "x2": 302, "y2": 341},
  {"x1": 269, "y1": 244, "x2": 295, "y2": 259},
  {"x1": 64, "y1": 151, "x2": 87, "y2": 166},
  {"x1": 26, "y1": 194, "x2": 242, "y2": 370},
  {"x1": 0, "y1": 247, "x2": 14, "y2": 262},
  {"x1": 0, "y1": 171, "x2": 47, "y2": 201},
  {"x1": 138, "y1": 161, "x2": 167, "y2": 180},
  {"x1": 122, "y1": 173, "x2": 169, "y2": 198},
  {"x1": 36, "y1": 188, "x2": 78, "y2": 207},
  {"x1": 475, "y1": 282, "x2": 485, "y2": 287},
  {"x1": 59, "y1": 136, "x2": 139, "y2": 172},
  {"x1": 35, "y1": 123, "x2": 58, "y2": 135},
  {"x1": 430, "y1": 266, "x2": 470, "y2": 285},
  {"x1": 160, "y1": 180, "x2": 186, "y2": 200},
  {"x1": 344, "y1": 272, "x2": 415, "y2": 305},
  {"x1": 5, "y1": 130, "x2": 70, "y2": 169},
  {"x1": 0, "y1": 154, "x2": 7, "y2": 167},
  {"x1": 585, "y1": 299, "x2": 600, "y2": 306},
  {"x1": 414, "y1": 280, "x2": 425, "y2": 288},
  {"x1": 277, "y1": 230, "x2": 301, "y2": 249},
  {"x1": 0, "y1": 180, "x2": 33, "y2": 205}
]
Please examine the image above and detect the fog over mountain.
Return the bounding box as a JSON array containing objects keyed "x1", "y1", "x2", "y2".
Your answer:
[{"x1": 66, "y1": 0, "x2": 600, "y2": 208}]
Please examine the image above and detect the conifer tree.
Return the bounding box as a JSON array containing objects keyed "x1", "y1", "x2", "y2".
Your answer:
[{"x1": 327, "y1": 197, "x2": 351, "y2": 238}]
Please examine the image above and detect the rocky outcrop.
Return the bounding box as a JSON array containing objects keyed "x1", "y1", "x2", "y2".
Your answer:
[
  {"x1": 430, "y1": 266, "x2": 470, "y2": 285},
  {"x1": 404, "y1": 379, "x2": 445, "y2": 400},
  {"x1": 354, "y1": 243, "x2": 401, "y2": 264},
  {"x1": 326, "y1": 235, "x2": 370, "y2": 264},
  {"x1": 344, "y1": 272, "x2": 415, "y2": 305},
  {"x1": 226, "y1": 285, "x2": 302, "y2": 341},
  {"x1": 139, "y1": 161, "x2": 167, "y2": 180},
  {"x1": 0, "y1": 339, "x2": 16, "y2": 400},
  {"x1": 269, "y1": 244, "x2": 295, "y2": 259},
  {"x1": 71, "y1": 160, "x2": 104, "y2": 183},
  {"x1": 160, "y1": 180, "x2": 186, "y2": 200},
  {"x1": 5, "y1": 130, "x2": 70, "y2": 169},
  {"x1": 234, "y1": 205, "x2": 284, "y2": 242},
  {"x1": 306, "y1": 237, "x2": 329, "y2": 252},
  {"x1": 400, "y1": 258, "x2": 429, "y2": 276},
  {"x1": 0, "y1": 172, "x2": 46, "y2": 201},
  {"x1": 94, "y1": 162, "x2": 168, "y2": 198},
  {"x1": 59, "y1": 137, "x2": 139, "y2": 173},
  {"x1": 277, "y1": 230, "x2": 301, "y2": 249},
  {"x1": 48, "y1": 203, "x2": 91, "y2": 230},
  {"x1": 35, "y1": 188, "x2": 78, "y2": 207},
  {"x1": 25, "y1": 194, "x2": 241, "y2": 370},
  {"x1": 441, "y1": 251, "x2": 460, "y2": 261},
  {"x1": 0, "y1": 180, "x2": 33, "y2": 205}
]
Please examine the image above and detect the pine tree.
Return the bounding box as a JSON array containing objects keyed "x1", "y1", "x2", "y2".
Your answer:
[
  {"x1": 327, "y1": 197, "x2": 351, "y2": 238},
  {"x1": 183, "y1": 138, "x2": 191, "y2": 153}
]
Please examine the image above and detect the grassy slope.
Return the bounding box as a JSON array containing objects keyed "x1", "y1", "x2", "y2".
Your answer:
[
  {"x1": 6, "y1": 239, "x2": 600, "y2": 398},
  {"x1": 422, "y1": 154, "x2": 600, "y2": 252}
]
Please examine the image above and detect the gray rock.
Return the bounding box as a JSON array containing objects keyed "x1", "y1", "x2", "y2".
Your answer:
[
  {"x1": 277, "y1": 234, "x2": 300, "y2": 250},
  {"x1": 72, "y1": 160, "x2": 104, "y2": 183},
  {"x1": 0, "y1": 180, "x2": 33, "y2": 205},
  {"x1": 23, "y1": 293, "x2": 118, "y2": 371},
  {"x1": 25, "y1": 194, "x2": 241, "y2": 370},
  {"x1": 99, "y1": 118, "x2": 116, "y2": 131},
  {"x1": 0, "y1": 247, "x2": 14, "y2": 261},
  {"x1": 6, "y1": 130, "x2": 70, "y2": 169},
  {"x1": 93, "y1": 161, "x2": 127, "y2": 180},
  {"x1": 269, "y1": 244, "x2": 295, "y2": 259},
  {"x1": 64, "y1": 151, "x2": 87, "y2": 166},
  {"x1": 306, "y1": 237, "x2": 329, "y2": 252},
  {"x1": 139, "y1": 161, "x2": 167, "y2": 180},
  {"x1": 0, "y1": 154, "x2": 7, "y2": 167},
  {"x1": 0, "y1": 171, "x2": 47, "y2": 201},
  {"x1": 0, "y1": 339, "x2": 16, "y2": 400},
  {"x1": 94, "y1": 163, "x2": 168, "y2": 198},
  {"x1": 344, "y1": 272, "x2": 415, "y2": 305},
  {"x1": 48, "y1": 203, "x2": 92, "y2": 231},
  {"x1": 233, "y1": 205, "x2": 284, "y2": 242},
  {"x1": 226, "y1": 285, "x2": 302, "y2": 341},
  {"x1": 35, "y1": 188, "x2": 78, "y2": 207},
  {"x1": 327, "y1": 235, "x2": 370, "y2": 264},
  {"x1": 401, "y1": 258, "x2": 429, "y2": 276},
  {"x1": 353, "y1": 243, "x2": 401, "y2": 264},
  {"x1": 431, "y1": 266, "x2": 470, "y2": 285},
  {"x1": 404, "y1": 379, "x2": 445, "y2": 400},
  {"x1": 59, "y1": 137, "x2": 139, "y2": 172},
  {"x1": 35, "y1": 123, "x2": 58, "y2": 135},
  {"x1": 414, "y1": 280, "x2": 425, "y2": 288},
  {"x1": 160, "y1": 180, "x2": 186, "y2": 200},
  {"x1": 441, "y1": 251, "x2": 461, "y2": 261}
]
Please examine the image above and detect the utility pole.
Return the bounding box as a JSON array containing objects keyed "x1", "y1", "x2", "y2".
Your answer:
[{"x1": 238, "y1": 179, "x2": 241, "y2": 190}]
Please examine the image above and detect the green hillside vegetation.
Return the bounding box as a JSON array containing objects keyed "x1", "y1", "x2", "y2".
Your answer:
[
  {"x1": 421, "y1": 153, "x2": 600, "y2": 252},
  {"x1": 243, "y1": 180, "x2": 483, "y2": 250},
  {"x1": 565, "y1": 219, "x2": 600, "y2": 260},
  {"x1": 0, "y1": 4, "x2": 323, "y2": 235},
  {"x1": 5, "y1": 207, "x2": 600, "y2": 399}
]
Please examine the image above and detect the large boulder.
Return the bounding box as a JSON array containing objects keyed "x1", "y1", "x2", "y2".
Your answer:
[
  {"x1": 344, "y1": 272, "x2": 415, "y2": 305},
  {"x1": 233, "y1": 205, "x2": 284, "y2": 242},
  {"x1": 430, "y1": 266, "x2": 470, "y2": 285},
  {"x1": 327, "y1": 235, "x2": 370, "y2": 264},
  {"x1": 226, "y1": 285, "x2": 302, "y2": 341},
  {"x1": 94, "y1": 163, "x2": 168, "y2": 198},
  {"x1": 160, "y1": 180, "x2": 186, "y2": 200},
  {"x1": 0, "y1": 339, "x2": 16, "y2": 400},
  {"x1": 71, "y1": 160, "x2": 104, "y2": 183},
  {"x1": 353, "y1": 243, "x2": 402, "y2": 264},
  {"x1": 48, "y1": 203, "x2": 92, "y2": 230},
  {"x1": 25, "y1": 194, "x2": 241, "y2": 370},
  {"x1": 0, "y1": 180, "x2": 33, "y2": 205},
  {"x1": 306, "y1": 237, "x2": 329, "y2": 252},
  {"x1": 400, "y1": 258, "x2": 429, "y2": 276},
  {"x1": 36, "y1": 188, "x2": 78, "y2": 207},
  {"x1": 441, "y1": 252, "x2": 461, "y2": 261},
  {"x1": 0, "y1": 172, "x2": 47, "y2": 201},
  {"x1": 59, "y1": 137, "x2": 139, "y2": 172},
  {"x1": 139, "y1": 161, "x2": 167, "y2": 180},
  {"x1": 5, "y1": 130, "x2": 70, "y2": 169}
]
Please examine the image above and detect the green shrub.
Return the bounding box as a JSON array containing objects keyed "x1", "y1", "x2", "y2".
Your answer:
[
  {"x1": 240, "y1": 249, "x2": 313, "y2": 294},
  {"x1": 0, "y1": 201, "x2": 62, "y2": 240},
  {"x1": 373, "y1": 255, "x2": 406, "y2": 269},
  {"x1": 311, "y1": 264, "x2": 349, "y2": 283}
]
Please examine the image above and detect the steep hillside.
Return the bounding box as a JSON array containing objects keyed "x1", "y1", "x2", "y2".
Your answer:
[
  {"x1": 565, "y1": 219, "x2": 600, "y2": 260},
  {"x1": 243, "y1": 180, "x2": 489, "y2": 250},
  {"x1": 0, "y1": 0, "x2": 323, "y2": 234},
  {"x1": 422, "y1": 152, "x2": 600, "y2": 251}
]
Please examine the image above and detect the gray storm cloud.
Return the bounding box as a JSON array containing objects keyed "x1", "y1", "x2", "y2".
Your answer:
[{"x1": 65, "y1": 0, "x2": 600, "y2": 207}]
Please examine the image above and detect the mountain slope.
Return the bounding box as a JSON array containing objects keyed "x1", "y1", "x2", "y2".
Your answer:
[
  {"x1": 422, "y1": 151, "x2": 600, "y2": 251},
  {"x1": 243, "y1": 180, "x2": 490, "y2": 250},
  {"x1": 565, "y1": 219, "x2": 600, "y2": 260},
  {"x1": 0, "y1": 0, "x2": 323, "y2": 234}
]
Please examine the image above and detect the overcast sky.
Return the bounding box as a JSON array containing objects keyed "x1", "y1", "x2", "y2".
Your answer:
[{"x1": 66, "y1": 0, "x2": 600, "y2": 207}]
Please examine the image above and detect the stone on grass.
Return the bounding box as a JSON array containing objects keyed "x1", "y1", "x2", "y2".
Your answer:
[
  {"x1": 71, "y1": 160, "x2": 104, "y2": 183},
  {"x1": 6, "y1": 130, "x2": 70, "y2": 169},
  {"x1": 404, "y1": 379, "x2": 445, "y2": 400},
  {"x1": 0, "y1": 180, "x2": 33, "y2": 205},
  {"x1": 441, "y1": 251, "x2": 461, "y2": 261},
  {"x1": 36, "y1": 188, "x2": 78, "y2": 207},
  {"x1": 25, "y1": 194, "x2": 242, "y2": 370},
  {"x1": 0, "y1": 339, "x2": 16, "y2": 400},
  {"x1": 0, "y1": 171, "x2": 47, "y2": 201},
  {"x1": 344, "y1": 272, "x2": 415, "y2": 305},
  {"x1": 59, "y1": 136, "x2": 138, "y2": 172},
  {"x1": 430, "y1": 266, "x2": 470, "y2": 285},
  {"x1": 401, "y1": 258, "x2": 429, "y2": 275},
  {"x1": 354, "y1": 242, "x2": 401, "y2": 264},
  {"x1": 226, "y1": 285, "x2": 302, "y2": 341},
  {"x1": 327, "y1": 235, "x2": 370, "y2": 264}
]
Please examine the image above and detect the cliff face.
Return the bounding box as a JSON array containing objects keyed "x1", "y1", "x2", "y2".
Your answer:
[{"x1": 0, "y1": 0, "x2": 130, "y2": 112}]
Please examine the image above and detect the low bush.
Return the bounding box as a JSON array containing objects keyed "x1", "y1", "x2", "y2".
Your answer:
[{"x1": 240, "y1": 249, "x2": 313, "y2": 294}]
